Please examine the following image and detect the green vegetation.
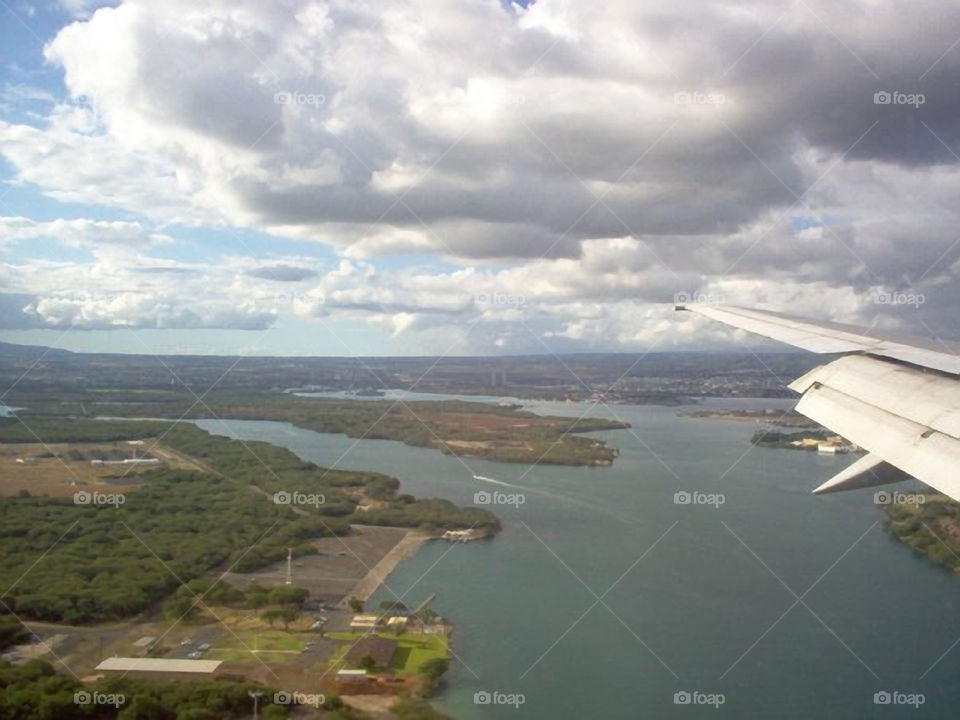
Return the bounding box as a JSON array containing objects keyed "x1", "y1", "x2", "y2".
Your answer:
[
  {"x1": 0, "y1": 419, "x2": 171, "y2": 444},
  {"x1": 886, "y1": 494, "x2": 960, "y2": 573},
  {"x1": 164, "y1": 581, "x2": 309, "y2": 626},
  {"x1": 0, "y1": 420, "x2": 495, "y2": 624},
  {"x1": 212, "y1": 630, "x2": 313, "y2": 663},
  {"x1": 0, "y1": 618, "x2": 29, "y2": 654},
  {"x1": 0, "y1": 343, "x2": 818, "y2": 405},
  {"x1": 0, "y1": 659, "x2": 292, "y2": 719},
  {"x1": 417, "y1": 658, "x2": 449, "y2": 697},
  {"x1": 750, "y1": 429, "x2": 834, "y2": 448},
  {"x1": 8, "y1": 387, "x2": 628, "y2": 466},
  {"x1": 158, "y1": 424, "x2": 499, "y2": 532},
  {"x1": 357, "y1": 498, "x2": 496, "y2": 532},
  {"x1": 328, "y1": 632, "x2": 449, "y2": 676},
  {"x1": 392, "y1": 635, "x2": 449, "y2": 675},
  {"x1": 0, "y1": 468, "x2": 334, "y2": 624}
]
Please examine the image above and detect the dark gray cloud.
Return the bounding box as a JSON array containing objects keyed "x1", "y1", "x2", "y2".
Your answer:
[
  {"x1": 0, "y1": 294, "x2": 44, "y2": 329},
  {"x1": 245, "y1": 264, "x2": 318, "y2": 282}
]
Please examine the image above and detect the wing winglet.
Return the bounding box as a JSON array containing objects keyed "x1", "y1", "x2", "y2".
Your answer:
[{"x1": 812, "y1": 453, "x2": 911, "y2": 495}]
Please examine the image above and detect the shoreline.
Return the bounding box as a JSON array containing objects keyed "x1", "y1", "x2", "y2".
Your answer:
[
  {"x1": 682, "y1": 410, "x2": 815, "y2": 426},
  {"x1": 341, "y1": 527, "x2": 433, "y2": 607}
]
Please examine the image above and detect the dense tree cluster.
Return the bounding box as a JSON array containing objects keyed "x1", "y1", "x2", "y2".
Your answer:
[
  {"x1": 0, "y1": 419, "x2": 171, "y2": 444},
  {"x1": 0, "y1": 469, "x2": 340, "y2": 624},
  {"x1": 160, "y1": 425, "x2": 499, "y2": 532},
  {"x1": 887, "y1": 495, "x2": 960, "y2": 573},
  {"x1": 0, "y1": 659, "x2": 293, "y2": 719},
  {"x1": 358, "y1": 498, "x2": 498, "y2": 532},
  {"x1": 0, "y1": 421, "x2": 496, "y2": 624},
  {"x1": 0, "y1": 619, "x2": 28, "y2": 654}
]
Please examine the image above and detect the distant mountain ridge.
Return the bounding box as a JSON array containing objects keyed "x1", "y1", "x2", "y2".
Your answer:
[{"x1": 0, "y1": 341, "x2": 75, "y2": 359}]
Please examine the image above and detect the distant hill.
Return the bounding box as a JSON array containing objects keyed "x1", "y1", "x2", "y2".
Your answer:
[{"x1": 0, "y1": 341, "x2": 74, "y2": 360}]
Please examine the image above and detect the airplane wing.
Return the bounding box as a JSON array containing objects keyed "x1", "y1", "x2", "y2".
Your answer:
[{"x1": 676, "y1": 304, "x2": 960, "y2": 501}]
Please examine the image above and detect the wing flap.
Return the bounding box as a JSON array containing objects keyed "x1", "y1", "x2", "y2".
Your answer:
[
  {"x1": 790, "y1": 355, "x2": 960, "y2": 439},
  {"x1": 796, "y1": 383, "x2": 960, "y2": 500}
]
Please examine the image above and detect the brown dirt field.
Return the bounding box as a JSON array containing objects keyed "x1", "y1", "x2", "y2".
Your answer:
[{"x1": 342, "y1": 694, "x2": 400, "y2": 713}]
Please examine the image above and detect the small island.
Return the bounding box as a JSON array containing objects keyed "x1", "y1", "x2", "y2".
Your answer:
[
  {"x1": 686, "y1": 408, "x2": 817, "y2": 427},
  {"x1": 9, "y1": 389, "x2": 631, "y2": 467},
  {"x1": 751, "y1": 429, "x2": 860, "y2": 454}
]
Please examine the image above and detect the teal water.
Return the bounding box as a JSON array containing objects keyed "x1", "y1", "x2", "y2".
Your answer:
[{"x1": 197, "y1": 398, "x2": 960, "y2": 719}]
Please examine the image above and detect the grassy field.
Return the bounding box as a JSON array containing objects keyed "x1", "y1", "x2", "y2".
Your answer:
[
  {"x1": 327, "y1": 631, "x2": 449, "y2": 675},
  {"x1": 0, "y1": 439, "x2": 205, "y2": 497},
  {"x1": 0, "y1": 441, "x2": 164, "y2": 496},
  {"x1": 209, "y1": 629, "x2": 314, "y2": 663}
]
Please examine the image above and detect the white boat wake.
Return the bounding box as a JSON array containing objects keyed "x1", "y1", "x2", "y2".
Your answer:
[
  {"x1": 471, "y1": 473, "x2": 633, "y2": 523},
  {"x1": 472, "y1": 474, "x2": 517, "y2": 488}
]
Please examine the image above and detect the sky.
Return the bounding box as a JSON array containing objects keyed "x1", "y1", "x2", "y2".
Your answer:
[{"x1": 0, "y1": 0, "x2": 958, "y2": 357}]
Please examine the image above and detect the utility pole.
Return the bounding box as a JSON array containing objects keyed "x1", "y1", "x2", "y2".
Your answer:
[
  {"x1": 285, "y1": 547, "x2": 292, "y2": 585},
  {"x1": 248, "y1": 690, "x2": 263, "y2": 719}
]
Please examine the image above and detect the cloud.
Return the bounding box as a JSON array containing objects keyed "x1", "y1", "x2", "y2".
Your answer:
[
  {"x1": 0, "y1": 251, "x2": 279, "y2": 331},
  {"x1": 0, "y1": 216, "x2": 171, "y2": 248},
  {"x1": 2, "y1": 0, "x2": 960, "y2": 350},
  {"x1": 1, "y1": 230, "x2": 951, "y2": 349},
  {"x1": 23, "y1": 293, "x2": 274, "y2": 330},
  {"x1": 0, "y1": 0, "x2": 946, "y2": 260},
  {"x1": 245, "y1": 264, "x2": 318, "y2": 282}
]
